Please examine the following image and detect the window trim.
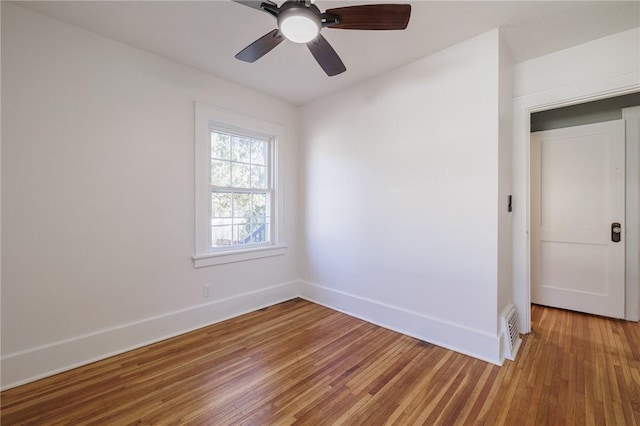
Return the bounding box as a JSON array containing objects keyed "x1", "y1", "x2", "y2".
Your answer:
[{"x1": 193, "y1": 102, "x2": 287, "y2": 267}]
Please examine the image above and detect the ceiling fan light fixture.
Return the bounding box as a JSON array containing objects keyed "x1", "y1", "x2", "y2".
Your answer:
[{"x1": 277, "y1": 7, "x2": 320, "y2": 43}]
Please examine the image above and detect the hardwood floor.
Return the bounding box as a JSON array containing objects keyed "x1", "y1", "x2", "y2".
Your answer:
[{"x1": 2, "y1": 299, "x2": 639, "y2": 425}]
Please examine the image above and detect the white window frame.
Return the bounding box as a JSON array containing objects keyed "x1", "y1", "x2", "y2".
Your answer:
[{"x1": 193, "y1": 102, "x2": 286, "y2": 267}]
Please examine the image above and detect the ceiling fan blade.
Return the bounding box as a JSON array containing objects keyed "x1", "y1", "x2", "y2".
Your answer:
[
  {"x1": 235, "y1": 29, "x2": 285, "y2": 63},
  {"x1": 232, "y1": 0, "x2": 277, "y2": 12},
  {"x1": 325, "y1": 4, "x2": 411, "y2": 30},
  {"x1": 307, "y1": 34, "x2": 346, "y2": 76}
]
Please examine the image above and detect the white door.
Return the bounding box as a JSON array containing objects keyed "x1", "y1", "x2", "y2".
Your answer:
[{"x1": 531, "y1": 120, "x2": 625, "y2": 318}]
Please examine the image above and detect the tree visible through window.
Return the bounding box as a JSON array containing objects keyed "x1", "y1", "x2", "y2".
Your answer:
[{"x1": 209, "y1": 130, "x2": 272, "y2": 248}]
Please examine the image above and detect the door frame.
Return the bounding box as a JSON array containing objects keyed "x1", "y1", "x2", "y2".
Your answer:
[
  {"x1": 513, "y1": 74, "x2": 640, "y2": 333},
  {"x1": 622, "y1": 106, "x2": 640, "y2": 323}
]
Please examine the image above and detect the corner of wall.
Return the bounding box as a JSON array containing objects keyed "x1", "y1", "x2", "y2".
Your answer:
[{"x1": 298, "y1": 281, "x2": 503, "y2": 366}]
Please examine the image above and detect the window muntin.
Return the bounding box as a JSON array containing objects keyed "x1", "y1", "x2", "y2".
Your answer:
[{"x1": 209, "y1": 129, "x2": 273, "y2": 250}]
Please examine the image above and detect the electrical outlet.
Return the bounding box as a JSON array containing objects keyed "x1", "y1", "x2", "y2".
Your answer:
[{"x1": 203, "y1": 284, "x2": 212, "y2": 298}]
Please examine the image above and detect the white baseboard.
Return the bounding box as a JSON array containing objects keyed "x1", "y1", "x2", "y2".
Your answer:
[
  {"x1": 1, "y1": 280, "x2": 299, "y2": 390},
  {"x1": 298, "y1": 281, "x2": 503, "y2": 366}
]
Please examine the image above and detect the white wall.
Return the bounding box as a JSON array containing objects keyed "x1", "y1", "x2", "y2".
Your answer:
[
  {"x1": 514, "y1": 28, "x2": 640, "y2": 99},
  {"x1": 512, "y1": 28, "x2": 640, "y2": 330},
  {"x1": 300, "y1": 29, "x2": 509, "y2": 364},
  {"x1": 1, "y1": 3, "x2": 301, "y2": 388}
]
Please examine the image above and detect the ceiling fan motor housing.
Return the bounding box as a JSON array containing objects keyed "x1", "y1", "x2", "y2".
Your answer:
[{"x1": 277, "y1": 2, "x2": 322, "y2": 43}]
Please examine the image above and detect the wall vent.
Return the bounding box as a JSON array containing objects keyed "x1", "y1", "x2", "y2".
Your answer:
[{"x1": 502, "y1": 304, "x2": 522, "y2": 361}]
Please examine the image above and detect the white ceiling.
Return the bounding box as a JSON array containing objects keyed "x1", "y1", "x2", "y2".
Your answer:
[{"x1": 15, "y1": 1, "x2": 640, "y2": 105}]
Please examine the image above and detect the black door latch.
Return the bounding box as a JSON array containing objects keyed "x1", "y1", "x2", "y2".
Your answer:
[{"x1": 612, "y1": 222, "x2": 621, "y2": 243}]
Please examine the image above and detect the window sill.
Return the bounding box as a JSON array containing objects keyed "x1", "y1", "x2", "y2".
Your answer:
[{"x1": 192, "y1": 244, "x2": 287, "y2": 268}]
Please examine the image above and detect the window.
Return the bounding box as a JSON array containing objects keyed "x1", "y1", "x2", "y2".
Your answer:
[
  {"x1": 193, "y1": 103, "x2": 286, "y2": 267},
  {"x1": 210, "y1": 130, "x2": 272, "y2": 248}
]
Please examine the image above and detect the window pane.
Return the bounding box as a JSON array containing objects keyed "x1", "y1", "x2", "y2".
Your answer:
[
  {"x1": 233, "y1": 220, "x2": 250, "y2": 244},
  {"x1": 233, "y1": 193, "x2": 251, "y2": 218},
  {"x1": 211, "y1": 160, "x2": 231, "y2": 186},
  {"x1": 250, "y1": 165, "x2": 267, "y2": 189},
  {"x1": 232, "y1": 136, "x2": 251, "y2": 163},
  {"x1": 251, "y1": 139, "x2": 267, "y2": 165},
  {"x1": 211, "y1": 225, "x2": 232, "y2": 247},
  {"x1": 264, "y1": 220, "x2": 271, "y2": 242},
  {"x1": 211, "y1": 193, "x2": 232, "y2": 218},
  {"x1": 252, "y1": 193, "x2": 267, "y2": 219},
  {"x1": 211, "y1": 132, "x2": 231, "y2": 160},
  {"x1": 211, "y1": 218, "x2": 232, "y2": 227},
  {"x1": 231, "y1": 163, "x2": 251, "y2": 188},
  {"x1": 251, "y1": 222, "x2": 266, "y2": 243}
]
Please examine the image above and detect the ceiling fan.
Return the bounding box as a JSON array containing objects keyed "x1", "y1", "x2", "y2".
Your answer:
[{"x1": 233, "y1": 0, "x2": 411, "y2": 76}]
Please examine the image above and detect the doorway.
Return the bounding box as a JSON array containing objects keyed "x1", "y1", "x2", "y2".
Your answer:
[{"x1": 528, "y1": 94, "x2": 640, "y2": 321}]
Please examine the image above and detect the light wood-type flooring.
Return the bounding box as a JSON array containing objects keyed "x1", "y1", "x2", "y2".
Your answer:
[{"x1": 2, "y1": 299, "x2": 639, "y2": 425}]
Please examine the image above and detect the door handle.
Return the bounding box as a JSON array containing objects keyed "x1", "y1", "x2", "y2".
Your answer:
[{"x1": 612, "y1": 222, "x2": 621, "y2": 243}]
